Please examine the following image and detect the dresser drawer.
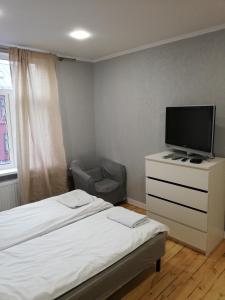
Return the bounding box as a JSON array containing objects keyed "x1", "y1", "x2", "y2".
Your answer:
[
  {"x1": 146, "y1": 178, "x2": 208, "y2": 212},
  {"x1": 146, "y1": 195, "x2": 207, "y2": 232},
  {"x1": 147, "y1": 212, "x2": 207, "y2": 252},
  {"x1": 145, "y1": 160, "x2": 208, "y2": 191}
]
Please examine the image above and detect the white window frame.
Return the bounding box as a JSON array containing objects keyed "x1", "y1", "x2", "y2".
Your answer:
[{"x1": 0, "y1": 90, "x2": 17, "y2": 173}]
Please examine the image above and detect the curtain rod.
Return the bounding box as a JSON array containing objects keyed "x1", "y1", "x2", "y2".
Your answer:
[{"x1": 0, "y1": 45, "x2": 77, "y2": 62}]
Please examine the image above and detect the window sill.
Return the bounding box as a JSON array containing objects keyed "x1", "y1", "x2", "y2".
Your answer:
[
  {"x1": 0, "y1": 168, "x2": 17, "y2": 182},
  {"x1": 0, "y1": 168, "x2": 17, "y2": 176}
]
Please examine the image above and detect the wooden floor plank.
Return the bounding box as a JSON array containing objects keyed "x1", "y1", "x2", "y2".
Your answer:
[
  {"x1": 188, "y1": 241, "x2": 225, "y2": 300},
  {"x1": 118, "y1": 240, "x2": 183, "y2": 300},
  {"x1": 169, "y1": 241, "x2": 225, "y2": 300},
  {"x1": 117, "y1": 203, "x2": 225, "y2": 300},
  {"x1": 141, "y1": 248, "x2": 197, "y2": 300},
  {"x1": 163, "y1": 252, "x2": 207, "y2": 300},
  {"x1": 203, "y1": 270, "x2": 225, "y2": 300}
]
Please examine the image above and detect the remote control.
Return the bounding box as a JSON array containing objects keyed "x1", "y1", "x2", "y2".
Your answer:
[
  {"x1": 172, "y1": 156, "x2": 182, "y2": 160},
  {"x1": 163, "y1": 154, "x2": 174, "y2": 159},
  {"x1": 181, "y1": 158, "x2": 188, "y2": 162}
]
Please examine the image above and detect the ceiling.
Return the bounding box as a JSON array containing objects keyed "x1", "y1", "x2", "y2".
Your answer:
[{"x1": 0, "y1": 0, "x2": 225, "y2": 62}]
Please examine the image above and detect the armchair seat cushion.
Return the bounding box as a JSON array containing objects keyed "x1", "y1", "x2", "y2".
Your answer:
[
  {"x1": 95, "y1": 178, "x2": 120, "y2": 194},
  {"x1": 86, "y1": 167, "x2": 102, "y2": 182}
]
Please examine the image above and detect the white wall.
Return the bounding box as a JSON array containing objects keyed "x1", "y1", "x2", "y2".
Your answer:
[
  {"x1": 3, "y1": 30, "x2": 225, "y2": 215},
  {"x1": 93, "y1": 30, "x2": 225, "y2": 204},
  {"x1": 57, "y1": 60, "x2": 96, "y2": 166}
]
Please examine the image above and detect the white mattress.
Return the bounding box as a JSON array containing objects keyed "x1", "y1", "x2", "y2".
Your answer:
[
  {"x1": 0, "y1": 207, "x2": 167, "y2": 300},
  {"x1": 0, "y1": 190, "x2": 112, "y2": 251}
]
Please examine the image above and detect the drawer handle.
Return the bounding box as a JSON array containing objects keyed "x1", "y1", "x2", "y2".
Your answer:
[
  {"x1": 147, "y1": 177, "x2": 208, "y2": 193},
  {"x1": 147, "y1": 194, "x2": 207, "y2": 214}
]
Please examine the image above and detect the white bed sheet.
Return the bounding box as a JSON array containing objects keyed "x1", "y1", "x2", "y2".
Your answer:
[
  {"x1": 0, "y1": 207, "x2": 167, "y2": 300},
  {"x1": 0, "y1": 190, "x2": 112, "y2": 251}
]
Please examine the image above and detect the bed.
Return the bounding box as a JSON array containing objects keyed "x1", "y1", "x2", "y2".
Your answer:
[
  {"x1": 58, "y1": 232, "x2": 165, "y2": 300},
  {"x1": 0, "y1": 192, "x2": 167, "y2": 300},
  {"x1": 0, "y1": 189, "x2": 112, "y2": 250}
]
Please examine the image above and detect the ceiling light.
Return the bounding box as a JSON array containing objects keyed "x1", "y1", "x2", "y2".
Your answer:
[{"x1": 69, "y1": 30, "x2": 91, "y2": 40}]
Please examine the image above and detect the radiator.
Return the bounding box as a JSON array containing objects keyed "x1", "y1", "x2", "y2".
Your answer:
[{"x1": 0, "y1": 180, "x2": 19, "y2": 211}]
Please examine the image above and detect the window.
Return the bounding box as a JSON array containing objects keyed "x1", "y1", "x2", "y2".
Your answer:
[{"x1": 0, "y1": 58, "x2": 16, "y2": 173}]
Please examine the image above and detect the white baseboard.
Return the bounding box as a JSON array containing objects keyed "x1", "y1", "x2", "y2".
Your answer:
[{"x1": 127, "y1": 197, "x2": 146, "y2": 210}]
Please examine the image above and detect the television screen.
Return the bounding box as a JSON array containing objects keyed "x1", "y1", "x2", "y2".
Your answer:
[{"x1": 165, "y1": 106, "x2": 216, "y2": 154}]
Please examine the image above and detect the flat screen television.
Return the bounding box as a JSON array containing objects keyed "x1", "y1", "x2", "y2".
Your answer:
[{"x1": 165, "y1": 105, "x2": 216, "y2": 157}]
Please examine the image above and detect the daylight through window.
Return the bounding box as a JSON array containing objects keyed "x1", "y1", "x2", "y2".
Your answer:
[{"x1": 0, "y1": 58, "x2": 16, "y2": 171}]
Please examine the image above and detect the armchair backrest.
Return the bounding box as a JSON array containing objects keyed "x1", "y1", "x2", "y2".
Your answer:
[
  {"x1": 101, "y1": 158, "x2": 126, "y2": 185},
  {"x1": 70, "y1": 160, "x2": 83, "y2": 171},
  {"x1": 70, "y1": 160, "x2": 95, "y2": 194}
]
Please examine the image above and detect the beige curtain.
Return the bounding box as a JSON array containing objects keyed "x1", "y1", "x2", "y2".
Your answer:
[{"x1": 9, "y1": 48, "x2": 68, "y2": 204}]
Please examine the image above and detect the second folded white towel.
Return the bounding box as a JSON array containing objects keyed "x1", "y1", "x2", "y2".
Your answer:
[{"x1": 107, "y1": 207, "x2": 149, "y2": 228}]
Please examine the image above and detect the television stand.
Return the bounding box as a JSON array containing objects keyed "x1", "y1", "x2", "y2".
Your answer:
[{"x1": 145, "y1": 151, "x2": 225, "y2": 255}]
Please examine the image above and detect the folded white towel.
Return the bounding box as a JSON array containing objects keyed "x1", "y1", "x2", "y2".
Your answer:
[
  {"x1": 107, "y1": 207, "x2": 149, "y2": 228},
  {"x1": 57, "y1": 189, "x2": 94, "y2": 208}
]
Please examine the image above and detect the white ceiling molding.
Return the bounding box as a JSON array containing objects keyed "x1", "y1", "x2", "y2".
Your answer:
[
  {"x1": 1, "y1": 24, "x2": 225, "y2": 64},
  {"x1": 92, "y1": 24, "x2": 225, "y2": 63}
]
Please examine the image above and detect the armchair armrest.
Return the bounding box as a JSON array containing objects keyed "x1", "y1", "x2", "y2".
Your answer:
[
  {"x1": 70, "y1": 161, "x2": 95, "y2": 195},
  {"x1": 101, "y1": 159, "x2": 126, "y2": 185}
]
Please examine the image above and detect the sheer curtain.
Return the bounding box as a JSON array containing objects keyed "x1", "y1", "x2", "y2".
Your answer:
[{"x1": 9, "y1": 48, "x2": 68, "y2": 204}]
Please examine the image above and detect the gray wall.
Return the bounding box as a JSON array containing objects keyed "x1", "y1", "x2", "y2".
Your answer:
[
  {"x1": 93, "y1": 30, "x2": 225, "y2": 203},
  {"x1": 57, "y1": 60, "x2": 96, "y2": 166}
]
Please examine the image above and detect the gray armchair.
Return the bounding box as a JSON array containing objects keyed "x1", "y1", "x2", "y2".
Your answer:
[{"x1": 70, "y1": 159, "x2": 127, "y2": 205}]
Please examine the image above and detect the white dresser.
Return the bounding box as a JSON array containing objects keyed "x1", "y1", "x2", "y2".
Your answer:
[{"x1": 145, "y1": 151, "x2": 225, "y2": 255}]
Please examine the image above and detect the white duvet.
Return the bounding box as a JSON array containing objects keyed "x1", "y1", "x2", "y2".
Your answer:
[
  {"x1": 0, "y1": 207, "x2": 167, "y2": 300},
  {"x1": 0, "y1": 190, "x2": 112, "y2": 251}
]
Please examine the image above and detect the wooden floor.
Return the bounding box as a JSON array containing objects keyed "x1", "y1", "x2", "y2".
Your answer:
[{"x1": 110, "y1": 203, "x2": 225, "y2": 300}]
